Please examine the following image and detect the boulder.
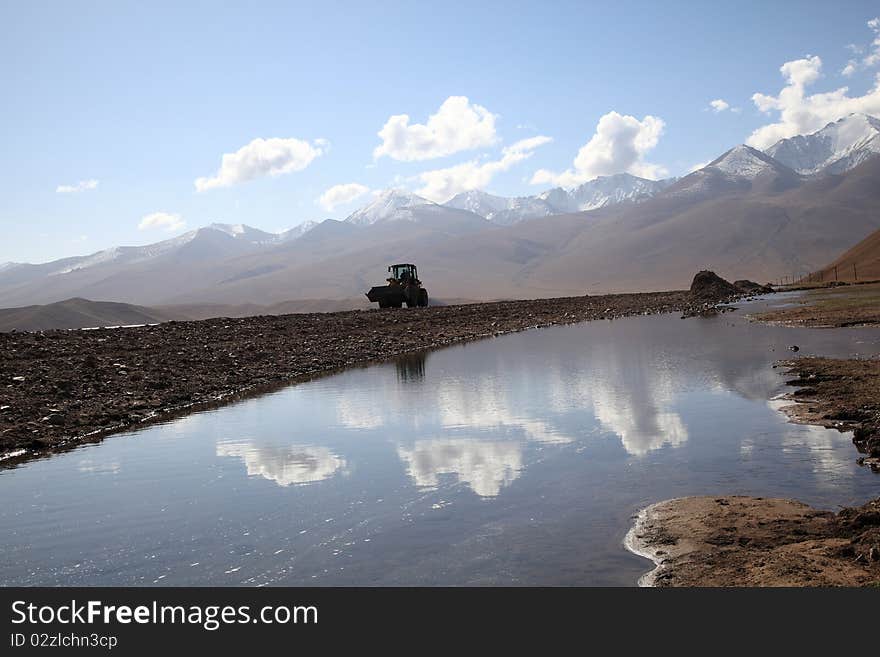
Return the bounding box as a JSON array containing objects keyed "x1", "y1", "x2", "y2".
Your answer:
[{"x1": 689, "y1": 271, "x2": 739, "y2": 301}]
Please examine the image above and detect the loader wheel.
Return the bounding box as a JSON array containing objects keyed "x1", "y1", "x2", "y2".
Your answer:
[
  {"x1": 418, "y1": 289, "x2": 429, "y2": 307},
  {"x1": 378, "y1": 299, "x2": 389, "y2": 309}
]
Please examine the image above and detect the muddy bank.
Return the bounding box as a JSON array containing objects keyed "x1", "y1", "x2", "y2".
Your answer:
[
  {"x1": 626, "y1": 496, "x2": 880, "y2": 586},
  {"x1": 753, "y1": 281, "x2": 880, "y2": 327},
  {"x1": 780, "y1": 356, "x2": 880, "y2": 470},
  {"x1": 1, "y1": 290, "x2": 724, "y2": 464}
]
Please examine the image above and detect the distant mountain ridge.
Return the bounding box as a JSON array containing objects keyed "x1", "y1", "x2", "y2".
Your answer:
[
  {"x1": 444, "y1": 173, "x2": 675, "y2": 225},
  {"x1": 3, "y1": 114, "x2": 880, "y2": 310}
]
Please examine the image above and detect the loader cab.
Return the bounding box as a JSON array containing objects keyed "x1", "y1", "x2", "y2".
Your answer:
[{"x1": 389, "y1": 263, "x2": 418, "y2": 284}]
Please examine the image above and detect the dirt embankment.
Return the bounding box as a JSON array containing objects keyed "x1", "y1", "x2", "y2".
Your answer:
[
  {"x1": 1, "y1": 290, "x2": 723, "y2": 463},
  {"x1": 627, "y1": 496, "x2": 880, "y2": 587}
]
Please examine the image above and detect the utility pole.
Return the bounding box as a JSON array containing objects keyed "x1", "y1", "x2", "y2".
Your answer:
[
  {"x1": 834, "y1": 266, "x2": 838, "y2": 281},
  {"x1": 853, "y1": 263, "x2": 858, "y2": 281}
]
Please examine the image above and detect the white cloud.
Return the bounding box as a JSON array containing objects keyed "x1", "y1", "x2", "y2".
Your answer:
[
  {"x1": 56, "y1": 179, "x2": 98, "y2": 194},
  {"x1": 843, "y1": 17, "x2": 880, "y2": 76},
  {"x1": 317, "y1": 183, "x2": 371, "y2": 211},
  {"x1": 709, "y1": 99, "x2": 730, "y2": 112},
  {"x1": 530, "y1": 111, "x2": 667, "y2": 187},
  {"x1": 869, "y1": 17, "x2": 880, "y2": 66},
  {"x1": 415, "y1": 135, "x2": 552, "y2": 202},
  {"x1": 195, "y1": 137, "x2": 325, "y2": 191},
  {"x1": 746, "y1": 54, "x2": 880, "y2": 149},
  {"x1": 374, "y1": 96, "x2": 498, "y2": 161},
  {"x1": 138, "y1": 212, "x2": 185, "y2": 232}
]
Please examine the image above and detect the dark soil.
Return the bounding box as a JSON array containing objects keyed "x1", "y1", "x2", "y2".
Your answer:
[
  {"x1": 781, "y1": 356, "x2": 880, "y2": 469},
  {"x1": 0, "y1": 290, "x2": 725, "y2": 464}
]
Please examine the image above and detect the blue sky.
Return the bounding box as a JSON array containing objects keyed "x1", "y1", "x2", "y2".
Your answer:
[{"x1": 2, "y1": 0, "x2": 880, "y2": 263}]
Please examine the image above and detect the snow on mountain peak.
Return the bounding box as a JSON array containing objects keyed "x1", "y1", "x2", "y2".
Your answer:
[
  {"x1": 209, "y1": 222, "x2": 247, "y2": 236},
  {"x1": 707, "y1": 145, "x2": 779, "y2": 179},
  {"x1": 445, "y1": 189, "x2": 509, "y2": 214},
  {"x1": 566, "y1": 173, "x2": 673, "y2": 210},
  {"x1": 441, "y1": 174, "x2": 672, "y2": 224},
  {"x1": 345, "y1": 189, "x2": 433, "y2": 225},
  {"x1": 279, "y1": 220, "x2": 319, "y2": 241},
  {"x1": 765, "y1": 113, "x2": 880, "y2": 175}
]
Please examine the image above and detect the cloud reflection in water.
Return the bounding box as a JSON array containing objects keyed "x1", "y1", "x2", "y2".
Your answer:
[
  {"x1": 397, "y1": 438, "x2": 522, "y2": 498},
  {"x1": 217, "y1": 441, "x2": 346, "y2": 487}
]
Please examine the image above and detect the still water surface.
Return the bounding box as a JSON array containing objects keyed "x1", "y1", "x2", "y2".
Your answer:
[{"x1": 2, "y1": 297, "x2": 879, "y2": 585}]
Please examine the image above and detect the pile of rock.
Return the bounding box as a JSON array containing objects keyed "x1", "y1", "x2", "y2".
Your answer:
[
  {"x1": 733, "y1": 279, "x2": 774, "y2": 295},
  {"x1": 689, "y1": 270, "x2": 740, "y2": 301}
]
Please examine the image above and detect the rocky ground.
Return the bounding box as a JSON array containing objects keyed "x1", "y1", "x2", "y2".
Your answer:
[
  {"x1": 1, "y1": 289, "x2": 729, "y2": 464},
  {"x1": 627, "y1": 496, "x2": 880, "y2": 587}
]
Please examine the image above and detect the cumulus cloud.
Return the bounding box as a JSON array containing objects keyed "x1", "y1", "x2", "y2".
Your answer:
[
  {"x1": 530, "y1": 111, "x2": 666, "y2": 187},
  {"x1": 746, "y1": 54, "x2": 880, "y2": 149},
  {"x1": 138, "y1": 212, "x2": 185, "y2": 232},
  {"x1": 374, "y1": 96, "x2": 498, "y2": 161},
  {"x1": 318, "y1": 183, "x2": 371, "y2": 211},
  {"x1": 195, "y1": 137, "x2": 325, "y2": 191},
  {"x1": 56, "y1": 179, "x2": 98, "y2": 193},
  {"x1": 869, "y1": 17, "x2": 880, "y2": 66},
  {"x1": 709, "y1": 99, "x2": 730, "y2": 112},
  {"x1": 842, "y1": 17, "x2": 880, "y2": 76},
  {"x1": 415, "y1": 135, "x2": 552, "y2": 202}
]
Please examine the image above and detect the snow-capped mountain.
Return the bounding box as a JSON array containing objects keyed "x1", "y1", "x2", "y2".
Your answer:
[
  {"x1": 766, "y1": 114, "x2": 880, "y2": 176},
  {"x1": 444, "y1": 190, "x2": 557, "y2": 225},
  {"x1": 443, "y1": 173, "x2": 672, "y2": 224},
  {"x1": 344, "y1": 190, "x2": 435, "y2": 225},
  {"x1": 666, "y1": 145, "x2": 801, "y2": 198},
  {"x1": 548, "y1": 173, "x2": 674, "y2": 212},
  {"x1": 278, "y1": 220, "x2": 319, "y2": 242},
  {"x1": 51, "y1": 231, "x2": 201, "y2": 275},
  {"x1": 44, "y1": 222, "x2": 320, "y2": 277},
  {"x1": 707, "y1": 145, "x2": 785, "y2": 179},
  {"x1": 207, "y1": 223, "x2": 281, "y2": 245}
]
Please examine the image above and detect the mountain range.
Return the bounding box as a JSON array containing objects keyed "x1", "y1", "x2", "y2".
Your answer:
[{"x1": 2, "y1": 113, "x2": 880, "y2": 312}]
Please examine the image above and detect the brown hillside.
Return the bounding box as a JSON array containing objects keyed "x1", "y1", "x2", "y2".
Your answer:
[{"x1": 815, "y1": 226, "x2": 880, "y2": 282}]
